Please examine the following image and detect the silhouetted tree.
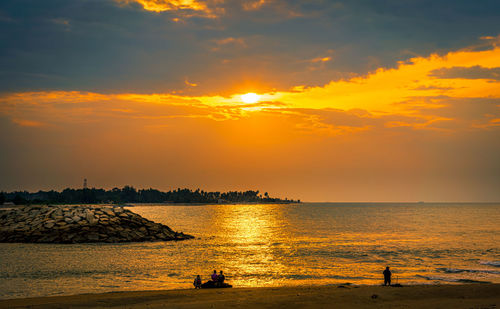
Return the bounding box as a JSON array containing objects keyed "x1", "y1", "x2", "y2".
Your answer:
[
  {"x1": 1, "y1": 187, "x2": 299, "y2": 204},
  {"x1": 12, "y1": 194, "x2": 27, "y2": 205}
]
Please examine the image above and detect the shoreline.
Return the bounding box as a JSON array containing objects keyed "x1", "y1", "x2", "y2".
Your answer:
[
  {"x1": 1, "y1": 284, "x2": 499, "y2": 308},
  {"x1": 0, "y1": 202, "x2": 301, "y2": 209}
]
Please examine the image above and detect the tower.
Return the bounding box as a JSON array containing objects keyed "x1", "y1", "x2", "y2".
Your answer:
[{"x1": 83, "y1": 178, "x2": 88, "y2": 189}]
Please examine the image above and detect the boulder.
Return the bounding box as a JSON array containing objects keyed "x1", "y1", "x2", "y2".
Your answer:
[
  {"x1": 0, "y1": 205, "x2": 194, "y2": 244},
  {"x1": 45, "y1": 222, "x2": 55, "y2": 229},
  {"x1": 102, "y1": 208, "x2": 114, "y2": 216}
]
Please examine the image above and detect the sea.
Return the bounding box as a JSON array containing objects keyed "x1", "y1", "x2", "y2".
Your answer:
[{"x1": 0, "y1": 203, "x2": 499, "y2": 299}]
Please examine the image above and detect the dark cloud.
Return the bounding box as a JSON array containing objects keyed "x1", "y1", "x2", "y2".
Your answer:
[
  {"x1": 411, "y1": 85, "x2": 453, "y2": 91},
  {"x1": 1, "y1": 0, "x2": 499, "y2": 94},
  {"x1": 430, "y1": 65, "x2": 500, "y2": 81}
]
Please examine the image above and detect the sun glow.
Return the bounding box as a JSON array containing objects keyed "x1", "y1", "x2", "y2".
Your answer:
[{"x1": 241, "y1": 92, "x2": 260, "y2": 104}]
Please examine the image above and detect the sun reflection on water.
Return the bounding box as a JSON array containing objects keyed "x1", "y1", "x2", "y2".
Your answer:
[{"x1": 211, "y1": 204, "x2": 291, "y2": 287}]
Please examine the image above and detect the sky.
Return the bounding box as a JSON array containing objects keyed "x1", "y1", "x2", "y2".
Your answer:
[{"x1": 1, "y1": 0, "x2": 499, "y2": 202}]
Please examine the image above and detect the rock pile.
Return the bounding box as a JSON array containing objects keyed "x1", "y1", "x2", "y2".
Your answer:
[{"x1": 0, "y1": 205, "x2": 194, "y2": 243}]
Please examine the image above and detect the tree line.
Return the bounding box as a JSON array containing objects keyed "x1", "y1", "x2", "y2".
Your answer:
[{"x1": 0, "y1": 186, "x2": 300, "y2": 205}]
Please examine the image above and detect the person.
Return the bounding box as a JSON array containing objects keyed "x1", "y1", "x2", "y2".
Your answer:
[
  {"x1": 217, "y1": 270, "x2": 225, "y2": 287},
  {"x1": 211, "y1": 270, "x2": 218, "y2": 282},
  {"x1": 383, "y1": 266, "x2": 392, "y2": 286},
  {"x1": 193, "y1": 275, "x2": 202, "y2": 289}
]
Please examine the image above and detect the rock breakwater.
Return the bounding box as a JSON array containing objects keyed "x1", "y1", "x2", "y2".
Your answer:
[{"x1": 0, "y1": 205, "x2": 194, "y2": 243}]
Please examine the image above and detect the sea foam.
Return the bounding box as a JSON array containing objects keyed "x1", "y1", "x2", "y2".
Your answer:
[{"x1": 480, "y1": 261, "x2": 500, "y2": 267}]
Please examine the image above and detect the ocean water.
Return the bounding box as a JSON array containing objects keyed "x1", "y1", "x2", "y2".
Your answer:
[{"x1": 0, "y1": 203, "x2": 499, "y2": 299}]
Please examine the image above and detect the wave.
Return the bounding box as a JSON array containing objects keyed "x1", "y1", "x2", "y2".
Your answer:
[
  {"x1": 416, "y1": 275, "x2": 491, "y2": 284},
  {"x1": 234, "y1": 273, "x2": 370, "y2": 280},
  {"x1": 480, "y1": 261, "x2": 500, "y2": 267},
  {"x1": 0, "y1": 269, "x2": 147, "y2": 280},
  {"x1": 437, "y1": 268, "x2": 500, "y2": 275}
]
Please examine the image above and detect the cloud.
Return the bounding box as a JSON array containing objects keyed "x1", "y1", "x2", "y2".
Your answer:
[
  {"x1": 410, "y1": 85, "x2": 453, "y2": 91},
  {"x1": 211, "y1": 37, "x2": 247, "y2": 51},
  {"x1": 49, "y1": 18, "x2": 70, "y2": 28},
  {"x1": 2, "y1": 1, "x2": 500, "y2": 95},
  {"x1": 242, "y1": 0, "x2": 267, "y2": 11},
  {"x1": 11, "y1": 119, "x2": 46, "y2": 127},
  {"x1": 430, "y1": 65, "x2": 500, "y2": 81},
  {"x1": 184, "y1": 78, "x2": 198, "y2": 87},
  {"x1": 256, "y1": 46, "x2": 500, "y2": 127},
  {"x1": 310, "y1": 56, "x2": 331, "y2": 63},
  {"x1": 115, "y1": 0, "x2": 216, "y2": 16}
]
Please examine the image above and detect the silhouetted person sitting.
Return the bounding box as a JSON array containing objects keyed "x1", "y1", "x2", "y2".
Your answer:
[
  {"x1": 217, "y1": 270, "x2": 225, "y2": 287},
  {"x1": 200, "y1": 270, "x2": 232, "y2": 288},
  {"x1": 193, "y1": 275, "x2": 202, "y2": 289},
  {"x1": 211, "y1": 270, "x2": 218, "y2": 282},
  {"x1": 383, "y1": 266, "x2": 392, "y2": 286}
]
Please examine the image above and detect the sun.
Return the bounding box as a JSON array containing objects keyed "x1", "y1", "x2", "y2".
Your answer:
[{"x1": 241, "y1": 92, "x2": 260, "y2": 104}]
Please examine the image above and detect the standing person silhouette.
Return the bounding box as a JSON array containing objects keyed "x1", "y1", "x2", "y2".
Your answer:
[{"x1": 383, "y1": 266, "x2": 392, "y2": 286}]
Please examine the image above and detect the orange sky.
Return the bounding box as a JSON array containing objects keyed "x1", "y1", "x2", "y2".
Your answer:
[{"x1": 1, "y1": 1, "x2": 499, "y2": 201}]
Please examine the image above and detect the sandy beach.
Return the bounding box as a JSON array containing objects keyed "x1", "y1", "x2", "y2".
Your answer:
[{"x1": 1, "y1": 284, "x2": 499, "y2": 308}]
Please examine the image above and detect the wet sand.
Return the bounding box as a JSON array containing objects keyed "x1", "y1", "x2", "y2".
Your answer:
[{"x1": 1, "y1": 284, "x2": 499, "y2": 308}]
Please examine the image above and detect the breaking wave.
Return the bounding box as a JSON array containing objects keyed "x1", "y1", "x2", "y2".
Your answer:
[
  {"x1": 480, "y1": 261, "x2": 500, "y2": 267},
  {"x1": 417, "y1": 275, "x2": 491, "y2": 284},
  {"x1": 437, "y1": 268, "x2": 500, "y2": 275}
]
